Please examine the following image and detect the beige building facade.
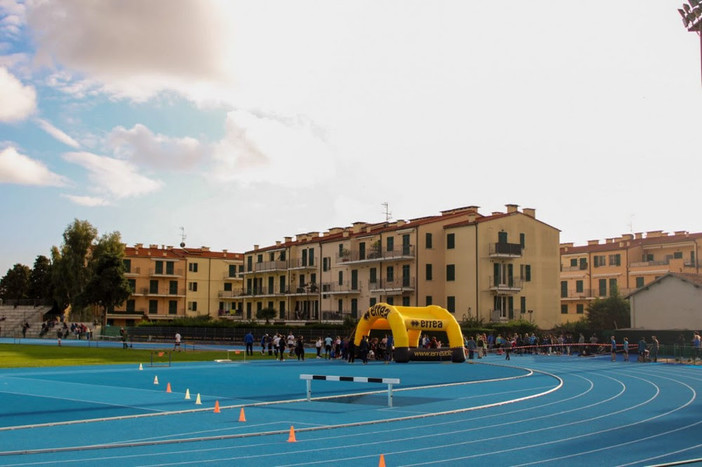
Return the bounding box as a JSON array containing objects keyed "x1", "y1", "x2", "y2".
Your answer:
[
  {"x1": 560, "y1": 231, "x2": 702, "y2": 321},
  {"x1": 241, "y1": 204, "x2": 561, "y2": 329},
  {"x1": 110, "y1": 244, "x2": 243, "y2": 326}
]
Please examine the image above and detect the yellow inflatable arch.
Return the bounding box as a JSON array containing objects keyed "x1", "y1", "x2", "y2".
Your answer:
[{"x1": 354, "y1": 303, "x2": 466, "y2": 363}]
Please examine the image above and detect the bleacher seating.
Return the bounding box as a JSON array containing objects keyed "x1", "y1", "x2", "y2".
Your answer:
[{"x1": 0, "y1": 305, "x2": 52, "y2": 338}]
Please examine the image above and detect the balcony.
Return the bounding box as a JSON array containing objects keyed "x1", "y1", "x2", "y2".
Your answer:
[
  {"x1": 218, "y1": 288, "x2": 244, "y2": 298},
  {"x1": 489, "y1": 242, "x2": 522, "y2": 258},
  {"x1": 321, "y1": 310, "x2": 355, "y2": 322},
  {"x1": 320, "y1": 281, "x2": 361, "y2": 295},
  {"x1": 243, "y1": 260, "x2": 288, "y2": 274},
  {"x1": 369, "y1": 277, "x2": 415, "y2": 295},
  {"x1": 149, "y1": 268, "x2": 183, "y2": 277},
  {"x1": 288, "y1": 258, "x2": 317, "y2": 270},
  {"x1": 124, "y1": 267, "x2": 141, "y2": 277},
  {"x1": 140, "y1": 287, "x2": 186, "y2": 297},
  {"x1": 339, "y1": 245, "x2": 415, "y2": 264},
  {"x1": 488, "y1": 276, "x2": 523, "y2": 294},
  {"x1": 560, "y1": 289, "x2": 595, "y2": 300}
]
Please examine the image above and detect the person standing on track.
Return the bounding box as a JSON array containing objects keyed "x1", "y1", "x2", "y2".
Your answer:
[
  {"x1": 244, "y1": 331, "x2": 254, "y2": 356},
  {"x1": 623, "y1": 337, "x2": 630, "y2": 362},
  {"x1": 610, "y1": 336, "x2": 617, "y2": 361},
  {"x1": 650, "y1": 335, "x2": 660, "y2": 362},
  {"x1": 173, "y1": 332, "x2": 181, "y2": 351}
]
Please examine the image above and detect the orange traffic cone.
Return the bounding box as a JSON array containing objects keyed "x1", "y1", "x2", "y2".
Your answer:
[
  {"x1": 213, "y1": 400, "x2": 221, "y2": 413},
  {"x1": 238, "y1": 407, "x2": 246, "y2": 422},
  {"x1": 379, "y1": 454, "x2": 386, "y2": 467},
  {"x1": 287, "y1": 425, "x2": 297, "y2": 442},
  {"x1": 166, "y1": 382, "x2": 172, "y2": 393},
  {"x1": 153, "y1": 376, "x2": 159, "y2": 385}
]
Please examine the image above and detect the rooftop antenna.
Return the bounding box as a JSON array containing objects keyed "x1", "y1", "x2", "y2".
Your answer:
[
  {"x1": 382, "y1": 202, "x2": 392, "y2": 222},
  {"x1": 179, "y1": 226, "x2": 187, "y2": 248}
]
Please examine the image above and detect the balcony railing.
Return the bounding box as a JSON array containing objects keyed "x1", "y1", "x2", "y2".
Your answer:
[
  {"x1": 321, "y1": 310, "x2": 355, "y2": 321},
  {"x1": 320, "y1": 281, "x2": 361, "y2": 294},
  {"x1": 488, "y1": 276, "x2": 523, "y2": 293},
  {"x1": 140, "y1": 287, "x2": 186, "y2": 297},
  {"x1": 339, "y1": 245, "x2": 415, "y2": 264},
  {"x1": 288, "y1": 258, "x2": 316, "y2": 270},
  {"x1": 489, "y1": 242, "x2": 522, "y2": 258},
  {"x1": 369, "y1": 277, "x2": 416, "y2": 293},
  {"x1": 149, "y1": 268, "x2": 184, "y2": 277}
]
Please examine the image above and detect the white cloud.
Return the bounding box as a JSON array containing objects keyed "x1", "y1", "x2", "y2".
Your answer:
[
  {"x1": 0, "y1": 67, "x2": 36, "y2": 122},
  {"x1": 0, "y1": 146, "x2": 68, "y2": 186},
  {"x1": 60, "y1": 194, "x2": 110, "y2": 207},
  {"x1": 0, "y1": 0, "x2": 26, "y2": 40},
  {"x1": 62, "y1": 151, "x2": 162, "y2": 199},
  {"x1": 35, "y1": 118, "x2": 80, "y2": 148},
  {"x1": 210, "y1": 109, "x2": 336, "y2": 187},
  {"x1": 108, "y1": 124, "x2": 206, "y2": 170},
  {"x1": 26, "y1": 0, "x2": 233, "y2": 101}
]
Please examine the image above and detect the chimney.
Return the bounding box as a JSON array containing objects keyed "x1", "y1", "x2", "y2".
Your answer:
[
  {"x1": 588, "y1": 240, "x2": 599, "y2": 246},
  {"x1": 284, "y1": 236, "x2": 292, "y2": 243},
  {"x1": 522, "y1": 208, "x2": 536, "y2": 218},
  {"x1": 506, "y1": 204, "x2": 518, "y2": 213}
]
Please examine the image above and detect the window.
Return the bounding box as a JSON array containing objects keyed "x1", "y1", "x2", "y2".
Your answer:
[
  {"x1": 166, "y1": 261, "x2": 174, "y2": 275},
  {"x1": 426, "y1": 263, "x2": 433, "y2": 281},
  {"x1": 674, "y1": 251, "x2": 683, "y2": 259},
  {"x1": 188, "y1": 301, "x2": 198, "y2": 311},
  {"x1": 369, "y1": 267, "x2": 377, "y2": 283},
  {"x1": 351, "y1": 270, "x2": 358, "y2": 290},
  {"x1": 188, "y1": 282, "x2": 198, "y2": 292},
  {"x1": 351, "y1": 299, "x2": 358, "y2": 317},
  {"x1": 425, "y1": 233, "x2": 433, "y2": 249},
  {"x1": 576, "y1": 280, "x2": 583, "y2": 293},
  {"x1": 149, "y1": 300, "x2": 157, "y2": 314},
  {"x1": 447, "y1": 233, "x2": 455, "y2": 249},
  {"x1": 447, "y1": 296, "x2": 455, "y2": 313},
  {"x1": 609, "y1": 278, "x2": 617, "y2": 295},
  {"x1": 402, "y1": 296, "x2": 410, "y2": 306},
  {"x1": 323, "y1": 257, "x2": 330, "y2": 271},
  {"x1": 524, "y1": 265, "x2": 531, "y2": 281},
  {"x1": 520, "y1": 296, "x2": 526, "y2": 315},
  {"x1": 386, "y1": 236, "x2": 394, "y2": 252},
  {"x1": 269, "y1": 252, "x2": 275, "y2": 261},
  {"x1": 126, "y1": 300, "x2": 135, "y2": 312},
  {"x1": 386, "y1": 266, "x2": 394, "y2": 282},
  {"x1": 645, "y1": 253, "x2": 654, "y2": 262},
  {"x1": 224, "y1": 282, "x2": 232, "y2": 292},
  {"x1": 279, "y1": 275, "x2": 286, "y2": 293},
  {"x1": 228, "y1": 265, "x2": 237, "y2": 277},
  {"x1": 570, "y1": 258, "x2": 577, "y2": 267},
  {"x1": 561, "y1": 304, "x2": 568, "y2": 314},
  {"x1": 576, "y1": 304, "x2": 584, "y2": 314},
  {"x1": 599, "y1": 279, "x2": 607, "y2": 296},
  {"x1": 128, "y1": 279, "x2": 136, "y2": 293},
  {"x1": 560, "y1": 281, "x2": 568, "y2": 298},
  {"x1": 155, "y1": 261, "x2": 163, "y2": 274},
  {"x1": 426, "y1": 296, "x2": 433, "y2": 306},
  {"x1": 608, "y1": 254, "x2": 621, "y2": 266},
  {"x1": 579, "y1": 258, "x2": 587, "y2": 269},
  {"x1": 168, "y1": 300, "x2": 178, "y2": 315},
  {"x1": 268, "y1": 276, "x2": 274, "y2": 292},
  {"x1": 123, "y1": 259, "x2": 131, "y2": 273},
  {"x1": 188, "y1": 262, "x2": 198, "y2": 272},
  {"x1": 257, "y1": 254, "x2": 263, "y2": 263},
  {"x1": 520, "y1": 233, "x2": 525, "y2": 248},
  {"x1": 636, "y1": 277, "x2": 644, "y2": 288},
  {"x1": 370, "y1": 297, "x2": 377, "y2": 307},
  {"x1": 150, "y1": 280, "x2": 158, "y2": 294},
  {"x1": 169, "y1": 280, "x2": 178, "y2": 295},
  {"x1": 247, "y1": 256, "x2": 253, "y2": 272},
  {"x1": 402, "y1": 265, "x2": 410, "y2": 287},
  {"x1": 338, "y1": 271, "x2": 343, "y2": 285},
  {"x1": 446, "y1": 264, "x2": 455, "y2": 281},
  {"x1": 359, "y1": 242, "x2": 366, "y2": 260},
  {"x1": 594, "y1": 256, "x2": 606, "y2": 267},
  {"x1": 498, "y1": 231, "x2": 508, "y2": 243}
]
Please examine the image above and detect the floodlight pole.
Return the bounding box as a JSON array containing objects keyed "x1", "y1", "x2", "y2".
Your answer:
[{"x1": 679, "y1": 1, "x2": 702, "y2": 85}]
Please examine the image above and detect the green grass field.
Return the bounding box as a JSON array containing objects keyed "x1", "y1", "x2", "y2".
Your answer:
[{"x1": 0, "y1": 344, "x2": 268, "y2": 368}]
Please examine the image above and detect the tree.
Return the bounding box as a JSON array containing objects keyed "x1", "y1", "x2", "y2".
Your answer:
[
  {"x1": 51, "y1": 219, "x2": 98, "y2": 315},
  {"x1": 0, "y1": 264, "x2": 31, "y2": 302},
  {"x1": 28, "y1": 255, "x2": 53, "y2": 303},
  {"x1": 79, "y1": 249, "x2": 131, "y2": 325},
  {"x1": 586, "y1": 291, "x2": 630, "y2": 331},
  {"x1": 256, "y1": 307, "x2": 277, "y2": 324}
]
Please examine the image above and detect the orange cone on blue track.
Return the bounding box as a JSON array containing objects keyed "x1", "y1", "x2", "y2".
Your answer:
[
  {"x1": 239, "y1": 407, "x2": 246, "y2": 422},
  {"x1": 213, "y1": 400, "x2": 221, "y2": 413},
  {"x1": 166, "y1": 382, "x2": 172, "y2": 393},
  {"x1": 287, "y1": 425, "x2": 297, "y2": 442},
  {"x1": 379, "y1": 454, "x2": 386, "y2": 467}
]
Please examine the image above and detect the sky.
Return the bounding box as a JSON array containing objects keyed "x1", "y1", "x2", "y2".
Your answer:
[{"x1": 1, "y1": 0, "x2": 701, "y2": 275}]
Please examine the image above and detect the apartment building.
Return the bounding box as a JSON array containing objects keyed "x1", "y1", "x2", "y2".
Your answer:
[
  {"x1": 110, "y1": 244, "x2": 244, "y2": 326},
  {"x1": 559, "y1": 230, "x2": 702, "y2": 319},
  {"x1": 241, "y1": 204, "x2": 561, "y2": 329}
]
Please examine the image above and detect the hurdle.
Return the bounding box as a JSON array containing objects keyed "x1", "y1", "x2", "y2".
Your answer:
[
  {"x1": 299, "y1": 374, "x2": 401, "y2": 407},
  {"x1": 150, "y1": 350, "x2": 171, "y2": 367}
]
